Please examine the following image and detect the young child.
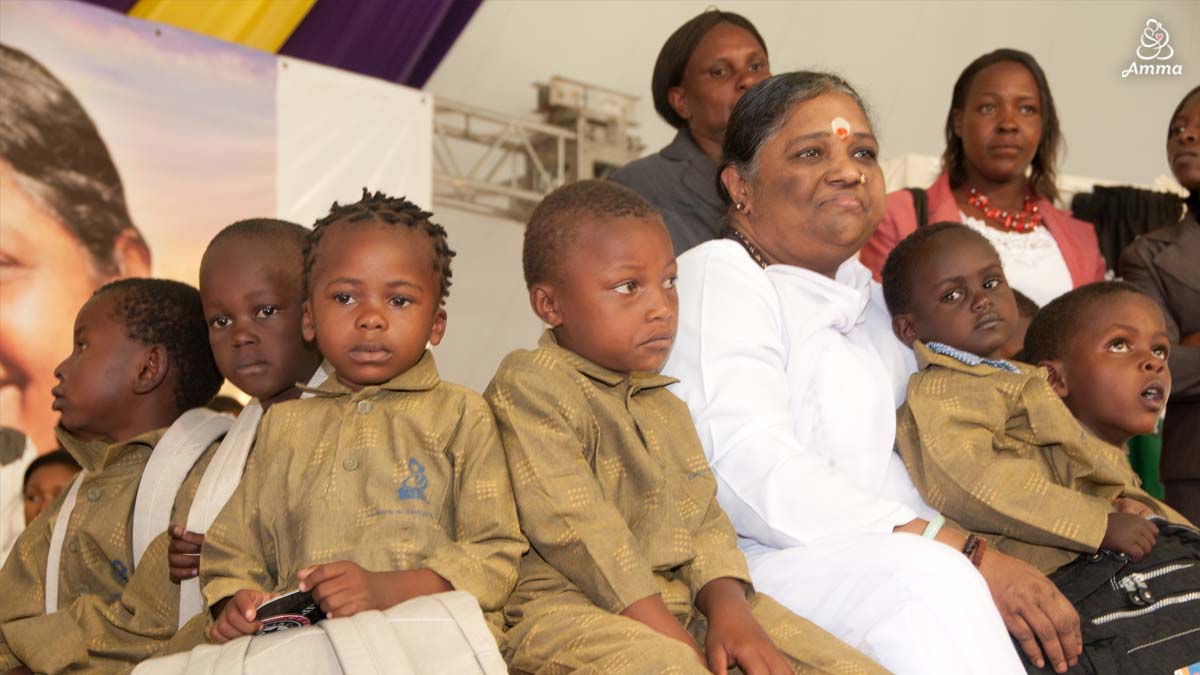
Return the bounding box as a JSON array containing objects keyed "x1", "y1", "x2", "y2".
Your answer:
[
  {"x1": 22, "y1": 449, "x2": 81, "y2": 526},
  {"x1": 882, "y1": 223, "x2": 1188, "y2": 576},
  {"x1": 485, "y1": 180, "x2": 883, "y2": 675},
  {"x1": 0, "y1": 278, "x2": 224, "y2": 673},
  {"x1": 200, "y1": 191, "x2": 525, "y2": 653}
]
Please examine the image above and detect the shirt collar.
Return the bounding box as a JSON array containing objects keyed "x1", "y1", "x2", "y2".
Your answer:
[
  {"x1": 538, "y1": 330, "x2": 677, "y2": 393},
  {"x1": 299, "y1": 350, "x2": 442, "y2": 399},
  {"x1": 917, "y1": 340, "x2": 1023, "y2": 374},
  {"x1": 55, "y1": 425, "x2": 165, "y2": 473}
]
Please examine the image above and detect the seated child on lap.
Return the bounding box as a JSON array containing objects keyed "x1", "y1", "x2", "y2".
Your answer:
[
  {"x1": 485, "y1": 180, "x2": 883, "y2": 675},
  {"x1": 202, "y1": 190, "x2": 525, "y2": 647},
  {"x1": 882, "y1": 222, "x2": 1189, "y2": 576}
]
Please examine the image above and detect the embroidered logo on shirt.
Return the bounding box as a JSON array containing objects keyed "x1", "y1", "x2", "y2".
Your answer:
[{"x1": 397, "y1": 458, "x2": 429, "y2": 502}]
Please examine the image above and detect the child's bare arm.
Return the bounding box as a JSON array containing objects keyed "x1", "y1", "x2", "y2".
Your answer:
[
  {"x1": 696, "y1": 578, "x2": 791, "y2": 675},
  {"x1": 297, "y1": 562, "x2": 451, "y2": 618}
]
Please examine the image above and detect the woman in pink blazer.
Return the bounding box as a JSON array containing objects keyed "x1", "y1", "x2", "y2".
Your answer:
[{"x1": 861, "y1": 49, "x2": 1104, "y2": 306}]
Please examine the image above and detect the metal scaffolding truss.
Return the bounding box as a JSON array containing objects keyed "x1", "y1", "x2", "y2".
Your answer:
[{"x1": 432, "y1": 76, "x2": 645, "y2": 222}]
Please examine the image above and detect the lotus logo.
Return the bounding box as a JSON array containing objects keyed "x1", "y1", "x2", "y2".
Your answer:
[{"x1": 1122, "y1": 19, "x2": 1183, "y2": 78}]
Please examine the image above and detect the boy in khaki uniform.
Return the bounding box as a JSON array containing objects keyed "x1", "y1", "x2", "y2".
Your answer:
[
  {"x1": 203, "y1": 190, "x2": 525, "y2": 647},
  {"x1": 486, "y1": 180, "x2": 884, "y2": 675},
  {"x1": 0, "y1": 279, "x2": 224, "y2": 673},
  {"x1": 883, "y1": 223, "x2": 1190, "y2": 575}
]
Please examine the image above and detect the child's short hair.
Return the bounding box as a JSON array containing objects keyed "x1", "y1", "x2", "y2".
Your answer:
[
  {"x1": 523, "y1": 180, "x2": 660, "y2": 289},
  {"x1": 881, "y1": 222, "x2": 997, "y2": 316},
  {"x1": 94, "y1": 278, "x2": 224, "y2": 413},
  {"x1": 204, "y1": 218, "x2": 309, "y2": 259},
  {"x1": 22, "y1": 449, "x2": 80, "y2": 489},
  {"x1": 1022, "y1": 281, "x2": 1154, "y2": 363},
  {"x1": 304, "y1": 189, "x2": 455, "y2": 305},
  {"x1": 1012, "y1": 289, "x2": 1039, "y2": 318}
]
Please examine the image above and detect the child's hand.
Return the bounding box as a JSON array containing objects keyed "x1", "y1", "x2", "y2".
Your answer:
[
  {"x1": 1101, "y1": 512, "x2": 1159, "y2": 561},
  {"x1": 168, "y1": 525, "x2": 204, "y2": 583},
  {"x1": 209, "y1": 589, "x2": 270, "y2": 643},
  {"x1": 1113, "y1": 497, "x2": 1153, "y2": 517},
  {"x1": 697, "y1": 579, "x2": 791, "y2": 675},
  {"x1": 298, "y1": 561, "x2": 387, "y2": 619}
]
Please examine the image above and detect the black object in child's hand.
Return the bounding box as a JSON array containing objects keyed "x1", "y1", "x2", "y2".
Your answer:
[{"x1": 254, "y1": 589, "x2": 326, "y2": 635}]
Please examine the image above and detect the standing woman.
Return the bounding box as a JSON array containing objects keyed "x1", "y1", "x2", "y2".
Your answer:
[
  {"x1": 860, "y1": 49, "x2": 1104, "y2": 307},
  {"x1": 664, "y1": 71, "x2": 1083, "y2": 675},
  {"x1": 610, "y1": 9, "x2": 770, "y2": 255},
  {"x1": 1120, "y1": 85, "x2": 1200, "y2": 523}
]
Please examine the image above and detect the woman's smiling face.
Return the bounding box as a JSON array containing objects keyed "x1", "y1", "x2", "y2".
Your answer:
[{"x1": 729, "y1": 92, "x2": 885, "y2": 276}]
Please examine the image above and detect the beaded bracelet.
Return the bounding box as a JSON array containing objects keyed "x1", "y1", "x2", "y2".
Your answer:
[
  {"x1": 962, "y1": 534, "x2": 987, "y2": 567},
  {"x1": 922, "y1": 514, "x2": 946, "y2": 539}
]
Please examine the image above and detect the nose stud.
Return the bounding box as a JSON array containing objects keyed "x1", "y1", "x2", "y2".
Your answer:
[{"x1": 858, "y1": 174, "x2": 866, "y2": 185}]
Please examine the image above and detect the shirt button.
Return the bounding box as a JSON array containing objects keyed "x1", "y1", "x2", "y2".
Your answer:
[
  {"x1": 86, "y1": 487, "x2": 102, "y2": 502},
  {"x1": 356, "y1": 400, "x2": 372, "y2": 415},
  {"x1": 68, "y1": 540, "x2": 80, "y2": 553},
  {"x1": 343, "y1": 457, "x2": 359, "y2": 471}
]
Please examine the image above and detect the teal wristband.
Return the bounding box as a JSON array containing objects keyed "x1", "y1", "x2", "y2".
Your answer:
[{"x1": 922, "y1": 514, "x2": 946, "y2": 539}]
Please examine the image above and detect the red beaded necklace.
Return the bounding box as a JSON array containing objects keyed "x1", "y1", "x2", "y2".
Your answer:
[{"x1": 966, "y1": 188, "x2": 1043, "y2": 233}]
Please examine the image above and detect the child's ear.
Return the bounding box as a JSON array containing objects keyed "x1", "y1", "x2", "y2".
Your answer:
[
  {"x1": 132, "y1": 344, "x2": 170, "y2": 395},
  {"x1": 301, "y1": 300, "x2": 316, "y2": 342},
  {"x1": 428, "y1": 308, "x2": 448, "y2": 346},
  {"x1": 1041, "y1": 359, "x2": 1069, "y2": 398},
  {"x1": 529, "y1": 284, "x2": 562, "y2": 327},
  {"x1": 892, "y1": 313, "x2": 918, "y2": 348}
]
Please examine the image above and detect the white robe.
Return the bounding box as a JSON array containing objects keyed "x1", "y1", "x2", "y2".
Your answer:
[{"x1": 663, "y1": 240, "x2": 1023, "y2": 675}]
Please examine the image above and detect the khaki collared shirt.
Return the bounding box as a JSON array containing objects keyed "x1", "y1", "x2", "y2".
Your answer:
[
  {"x1": 485, "y1": 331, "x2": 751, "y2": 620},
  {"x1": 200, "y1": 352, "x2": 525, "y2": 632},
  {"x1": 897, "y1": 341, "x2": 1188, "y2": 574},
  {"x1": 0, "y1": 427, "x2": 182, "y2": 671}
]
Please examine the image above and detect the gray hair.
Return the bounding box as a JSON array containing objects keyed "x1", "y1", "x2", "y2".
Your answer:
[{"x1": 717, "y1": 71, "x2": 872, "y2": 203}]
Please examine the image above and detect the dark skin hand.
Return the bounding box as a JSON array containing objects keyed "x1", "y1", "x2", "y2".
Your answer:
[
  {"x1": 168, "y1": 525, "x2": 204, "y2": 582},
  {"x1": 209, "y1": 588, "x2": 270, "y2": 643},
  {"x1": 1101, "y1": 512, "x2": 1159, "y2": 562},
  {"x1": 620, "y1": 595, "x2": 706, "y2": 666},
  {"x1": 297, "y1": 561, "x2": 452, "y2": 619},
  {"x1": 696, "y1": 578, "x2": 792, "y2": 675}
]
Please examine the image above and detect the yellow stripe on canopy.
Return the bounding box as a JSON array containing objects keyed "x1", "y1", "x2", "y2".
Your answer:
[{"x1": 128, "y1": 0, "x2": 316, "y2": 53}]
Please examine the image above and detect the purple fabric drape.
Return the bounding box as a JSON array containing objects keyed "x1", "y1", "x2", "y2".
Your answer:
[
  {"x1": 279, "y1": 0, "x2": 481, "y2": 88},
  {"x1": 75, "y1": 0, "x2": 480, "y2": 88}
]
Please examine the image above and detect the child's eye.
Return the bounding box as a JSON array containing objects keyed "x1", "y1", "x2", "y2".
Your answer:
[
  {"x1": 979, "y1": 103, "x2": 995, "y2": 113},
  {"x1": 254, "y1": 306, "x2": 278, "y2": 319},
  {"x1": 663, "y1": 276, "x2": 678, "y2": 290},
  {"x1": 333, "y1": 292, "x2": 353, "y2": 305},
  {"x1": 1152, "y1": 344, "x2": 1169, "y2": 359},
  {"x1": 983, "y1": 278, "x2": 1003, "y2": 290},
  {"x1": 1107, "y1": 339, "x2": 1130, "y2": 353},
  {"x1": 210, "y1": 316, "x2": 231, "y2": 329},
  {"x1": 1019, "y1": 104, "x2": 1038, "y2": 115},
  {"x1": 75, "y1": 340, "x2": 87, "y2": 352},
  {"x1": 1169, "y1": 125, "x2": 1186, "y2": 138},
  {"x1": 940, "y1": 290, "x2": 963, "y2": 303},
  {"x1": 389, "y1": 296, "x2": 412, "y2": 308},
  {"x1": 613, "y1": 281, "x2": 637, "y2": 295}
]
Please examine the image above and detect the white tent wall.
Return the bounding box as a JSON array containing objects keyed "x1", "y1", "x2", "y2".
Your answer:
[{"x1": 424, "y1": 0, "x2": 1199, "y2": 391}]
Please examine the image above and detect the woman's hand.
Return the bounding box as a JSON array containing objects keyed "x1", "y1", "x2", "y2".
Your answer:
[
  {"x1": 209, "y1": 588, "x2": 271, "y2": 643},
  {"x1": 978, "y1": 550, "x2": 1081, "y2": 673},
  {"x1": 698, "y1": 579, "x2": 792, "y2": 675},
  {"x1": 168, "y1": 525, "x2": 204, "y2": 583}
]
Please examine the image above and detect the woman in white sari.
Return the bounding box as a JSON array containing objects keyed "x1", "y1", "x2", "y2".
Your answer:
[{"x1": 663, "y1": 71, "x2": 1080, "y2": 675}]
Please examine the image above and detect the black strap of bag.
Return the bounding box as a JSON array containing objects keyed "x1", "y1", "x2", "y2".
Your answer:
[{"x1": 909, "y1": 188, "x2": 929, "y2": 228}]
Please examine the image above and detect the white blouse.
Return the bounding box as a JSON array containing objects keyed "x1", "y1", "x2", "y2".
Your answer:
[
  {"x1": 960, "y1": 211, "x2": 1074, "y2": 307},
  {"x1": 663, "y1": 240, "x2": 928, "y2": 551}
]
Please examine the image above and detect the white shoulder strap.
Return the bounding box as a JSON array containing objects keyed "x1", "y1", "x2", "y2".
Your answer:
[
  {"x1": 44, "y1": 470, "x2": 86, "y2": 613},
  {"x1": 177, "y1": 362, "x2": 333, "y2": 626},
  {"x1": 131, "y1": 408, "x2": 232, "y2": 571}
]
